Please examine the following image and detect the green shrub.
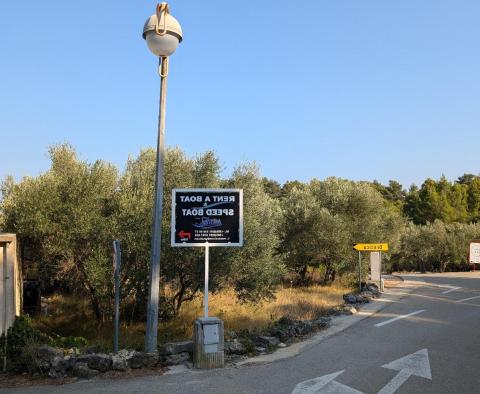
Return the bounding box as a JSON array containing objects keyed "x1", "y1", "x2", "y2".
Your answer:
[
  {"x1": 53, "y1": 336, "x2": 88, "y2": 349},
  {"x1": 0, "y1": 315, "x2": 50, "y2": 371}
]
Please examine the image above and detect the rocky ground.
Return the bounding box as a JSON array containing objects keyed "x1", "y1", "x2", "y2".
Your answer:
[{"x1": 0, "y1": 284, "x2": 381, "y2": 389}]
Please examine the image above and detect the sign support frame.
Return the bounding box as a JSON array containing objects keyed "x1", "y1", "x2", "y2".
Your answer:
[
  {"x1": 113, "y1": 240, "x2": 121, "y2": 354},
  {"x1": 358, "y1": 251, "x2": 362, "y2": 292},
  {"x1": 204, "y1": 243, "x2": 210, "y2": 318}
]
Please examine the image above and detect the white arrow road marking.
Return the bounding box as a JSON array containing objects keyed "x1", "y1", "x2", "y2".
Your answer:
[
  {"x1": 291, "y1": 370, "x2": 365, "y2": 394},
  {"x1": 374, "y1": 309, "x2": 425, "y2": 327},
  {"x1": 456, "y1": 295, "x2": 480, "y2": 303},
  {"x1": 377, "y1": 349, "x2": 432, "y2": 394},
  {"x1": 442, "y1": 286, "x2": 461, "y2": 294}
]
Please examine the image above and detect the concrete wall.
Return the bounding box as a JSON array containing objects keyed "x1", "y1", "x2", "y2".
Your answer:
[{"x1": 0, "y1": 233, "x2": 21, "y2": 336}]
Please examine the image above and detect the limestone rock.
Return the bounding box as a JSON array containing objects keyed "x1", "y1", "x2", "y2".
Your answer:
[
  {"x1": 73, "y1": 363, "x2": 99, "y2": 379},
  {"x1": 129, "y1": 352, "x2": 158, "y2": 369},
  {"x1": 158, "y1": 341, "x2": 193, "y2": 356},
  {"x1": 163, "y1": 352, "x2": 191, "y2": 366},
  {"x1": 256, "y1": 336, "x2": 280, "y2": 348},
  {"x1": 224, "y1": 339, "x2": 247, "y2": 355},
  {"x1": 88, "y1": 353, "x2": 112, "y2": 372}
]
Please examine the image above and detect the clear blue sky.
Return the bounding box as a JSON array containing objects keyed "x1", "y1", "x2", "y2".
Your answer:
[{"x1": 1, "y1": 0, "x2": 479, "y2": 188}]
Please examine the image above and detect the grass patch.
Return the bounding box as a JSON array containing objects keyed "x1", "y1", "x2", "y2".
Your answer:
[{"x1": 32, "y1": 283, "x2": 351, "y2": 351}]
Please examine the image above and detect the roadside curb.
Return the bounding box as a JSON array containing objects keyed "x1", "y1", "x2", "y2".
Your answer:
[{"x1": 233, "y1": 282, "x2": 416, "y2": 367}]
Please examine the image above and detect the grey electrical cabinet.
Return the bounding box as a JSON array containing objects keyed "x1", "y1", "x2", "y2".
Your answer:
[{"x1": 193, "y1": 317, "x2": 224, "y2": 369}]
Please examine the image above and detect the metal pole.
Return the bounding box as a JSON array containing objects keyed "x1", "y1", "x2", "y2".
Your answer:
[
  {"x1": 2, "y1": 244, "x2": 7, "y2": 372},
  {"x1": 204, "y1": 244, "x2": 210, "y2": 319},
  {"x1": 358, "y1": 251, "x2": 362, "y2": 292},
  {"x1": 145, "y1": 56, "x2": 169, "y2": 353},
  {"x1": 379, "y1": 251, "x2": 383, "y2": 293},
  {"x1": 113, "y1": 240, "x2": 121, "y2": 353}
]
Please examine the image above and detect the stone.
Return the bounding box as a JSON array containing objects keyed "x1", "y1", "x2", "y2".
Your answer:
[
  {"x1": 158, "y1": 341, "x2": 193, "y2": 356},
  {"x1": 256, "y1": 336, "x2": 280, "y2": 348},
  {"x1": 255, "y1": 346, "x2": 267, "y2": 353},
  {"x1": 343, "y1": 294, "x2": 357, "y2": 304},
  {"x1": 355, "y1": 294, "x2": 370, "y2": 303},
  {"x1": 111, "y1": 355, "x2": 128, "y2": 371},
  {"x1": 36, "y1": 345, "x2": 63, "y2": 364},
  {"x1": 163, "y1": 352, "x2": 191, "y2": 366},
  {"x1": 76, "y1": 354, "x2": 94, "y2": 363},
  {"x1": 129, "y1": 351, "x2": 158, "y2": 369},
  {"x1": 278, "y1": 342, "x2": 287, "y2": 348},
  {"x1": 226, "y1": 330, "x2": 237, "y2": 340},
  {"x1": 88, "y1": 353, "x2": 112, "y2": 372},
  {"x1": 73, "y1": 363, "x2": 99, "y2": 379},
  {"x1": 313, "y1": 317, "x2": 331, "y2": 328},
  {"x1": 50, "y1": 355, "x2": 76, "y2": 377},
  {"x1": 224, "y1": 339, "x2": 247, "y2": 355}
]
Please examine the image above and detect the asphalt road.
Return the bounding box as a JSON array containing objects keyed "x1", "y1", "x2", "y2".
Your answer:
[{"x1": 3, "y1": 272, "x2": 480, "y2": 394}]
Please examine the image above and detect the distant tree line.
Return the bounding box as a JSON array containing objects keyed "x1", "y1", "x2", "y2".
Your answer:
[{"x1": 1, "y1": 144, "x2": 479, "y2": 325}]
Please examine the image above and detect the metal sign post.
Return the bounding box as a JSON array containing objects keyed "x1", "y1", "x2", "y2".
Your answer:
[
  {"x1": 354, "y1": 243, "x2": 389, "y2": 293},
  {"x1": 113, "y1": 240, "x2": 121, "y2": 354},
  {"x1": 358, "y1": 251, "x2": 362, "y2": 292},
  {"x1": 204, "y1": 243, "x2": 209, "y2": 318},
  {"x1": 171, "y1": 189, "x2": 243, "y2": 369}
]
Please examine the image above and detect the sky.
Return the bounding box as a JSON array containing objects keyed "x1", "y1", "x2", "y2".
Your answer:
[{"x1": 1, "y1": 0, "x2": 479, "y2": 189}]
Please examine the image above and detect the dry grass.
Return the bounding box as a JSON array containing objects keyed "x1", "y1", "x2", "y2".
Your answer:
[
  {"x1": 33, "y1": 283, "x2": 351, "y2": 351},
  {"x1": 165, "y1": 284, "x2": 349, "y2": 338}
]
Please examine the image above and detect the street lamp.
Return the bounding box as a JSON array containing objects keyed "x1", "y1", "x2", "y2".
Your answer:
[{"x1": 142, "y1": 2, "x2": 183, "y2": 353}]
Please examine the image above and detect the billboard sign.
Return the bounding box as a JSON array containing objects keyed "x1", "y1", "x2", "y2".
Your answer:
[
  {"x1": 171, "y1": 189, "x2": 243, "y2": 247},
  {"x1": 469, "y1": 242, "x2": 480, "y2": 264}
]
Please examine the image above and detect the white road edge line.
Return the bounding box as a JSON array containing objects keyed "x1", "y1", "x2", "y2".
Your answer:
[
  {"x1": 374, "y1": 310, "x2": 425, "y2": 327},
  {"x1": 442, "y1": 286, "x2": 461, "y2": 294},
  {"x1": 456, "y1": 295, "x2": 480, "y2": 303}
]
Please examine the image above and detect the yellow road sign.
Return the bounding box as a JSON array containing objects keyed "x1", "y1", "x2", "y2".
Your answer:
[{"x1": 353, "y1": 243, "x2": 389, "y2": 252}]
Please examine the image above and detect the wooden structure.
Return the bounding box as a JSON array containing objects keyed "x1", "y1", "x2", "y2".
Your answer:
[{"x1": 0, "y1": 233, "x2": 21, "y2": 336}]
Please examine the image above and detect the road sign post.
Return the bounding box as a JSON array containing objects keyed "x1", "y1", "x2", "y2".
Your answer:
[
  {"x1": 171, "y1": 189, "x2": 243, "y2": 369},
  {"x1": 353, "y1": 243, "x2": 388, "y2": 293},
  {"x1": 358, "y1": 251, "x2": 362, "y2": 292},
  {"x1": 113, "y1": 240, "x2": 121, "y2": 354}
]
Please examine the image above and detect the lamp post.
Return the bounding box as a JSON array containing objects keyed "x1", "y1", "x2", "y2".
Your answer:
[{"x1": 142, "y1": 2, "x2": 183, "y2": 353}]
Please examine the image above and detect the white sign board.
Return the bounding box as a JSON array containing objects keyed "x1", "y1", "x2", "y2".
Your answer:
[
  {"x1": 469, "y1": 242, "x2": 480, "y2": 264},
  {"x1": 370, "y1": 252, "x2": 381, "y2": 282}
]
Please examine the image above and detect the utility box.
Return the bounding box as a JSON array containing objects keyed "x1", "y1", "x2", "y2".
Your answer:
[
  {"x1": 193, "y1": 317, "x2": 224, "y2": 369},
  {"x1": 0, "y1": 234, "x2": 21, "y2": 336},
  {"x1": 370, "y1": 251, "x2": 382, "y2": 292}
]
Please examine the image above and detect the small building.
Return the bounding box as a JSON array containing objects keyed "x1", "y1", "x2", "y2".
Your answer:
[{"x1": 0, "y1": 233, "x2": 22, "y2": 336}]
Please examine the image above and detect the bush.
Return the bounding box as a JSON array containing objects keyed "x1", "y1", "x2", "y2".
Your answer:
[{"x1": 0, "y1": 315, "x2": 50, "y2": 372}]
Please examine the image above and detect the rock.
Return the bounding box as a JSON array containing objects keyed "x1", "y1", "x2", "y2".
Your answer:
[
  {"x1": 163, "y1": 352, "x2": 191, "y2": 366},
  {"x1": 226, "y1": 330, "x2": 237, "y2": 340},
  {"x1": 256, "y1": 336, "x2": 280, "y2": 348},
  {"x1": 255, "y1": 346, "x2": 267, "y2": 353},
  {"x1": 73, "y1": 363, "x2": 99, "y2": 379},
  {"x1": 313, "y1": 317, "x2": 331, "y2": 328},
  {"x1": 343, "y1": 294, "x2": 358, "y2": 304},
  {"x1": 355, "y1": 294, "x2": 369, "y2": 303},
  {"x1": 35, "y1": 345, "x2": 64, "y2": 375},
  {"x1": 297, "y1": 321, "x2": 315, "y2": 335},
  {"x1": 36, "y1": 345, "x2": 63, "y2": 364},
  {"x1": 129, "y1": 352, "x2": 158, "y2": 369},
  {"x1": 49, "y1": 355, "x2": 76, "y2": 377},
  {"x1": 278, "y1": 342, "x2": 287, "y2": 348},
  {"x1": 158, "y1": 341, "x2": 193, "y2": 356},
  {"x1": 76, "y1": 354, "x2": 94, "y2": 363},
  {"x1": 224, "y1": 339, "x2": 247, "y2": 355},
  {"x1": 88, "y1": 353, "x2": 112, "y2": 372},
  {"x1": 271, "y1": 328, "x2": 290, "y2": 343},
  {"x1": 111, "y1": 355, "x2": 128, "y2": 371}
]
